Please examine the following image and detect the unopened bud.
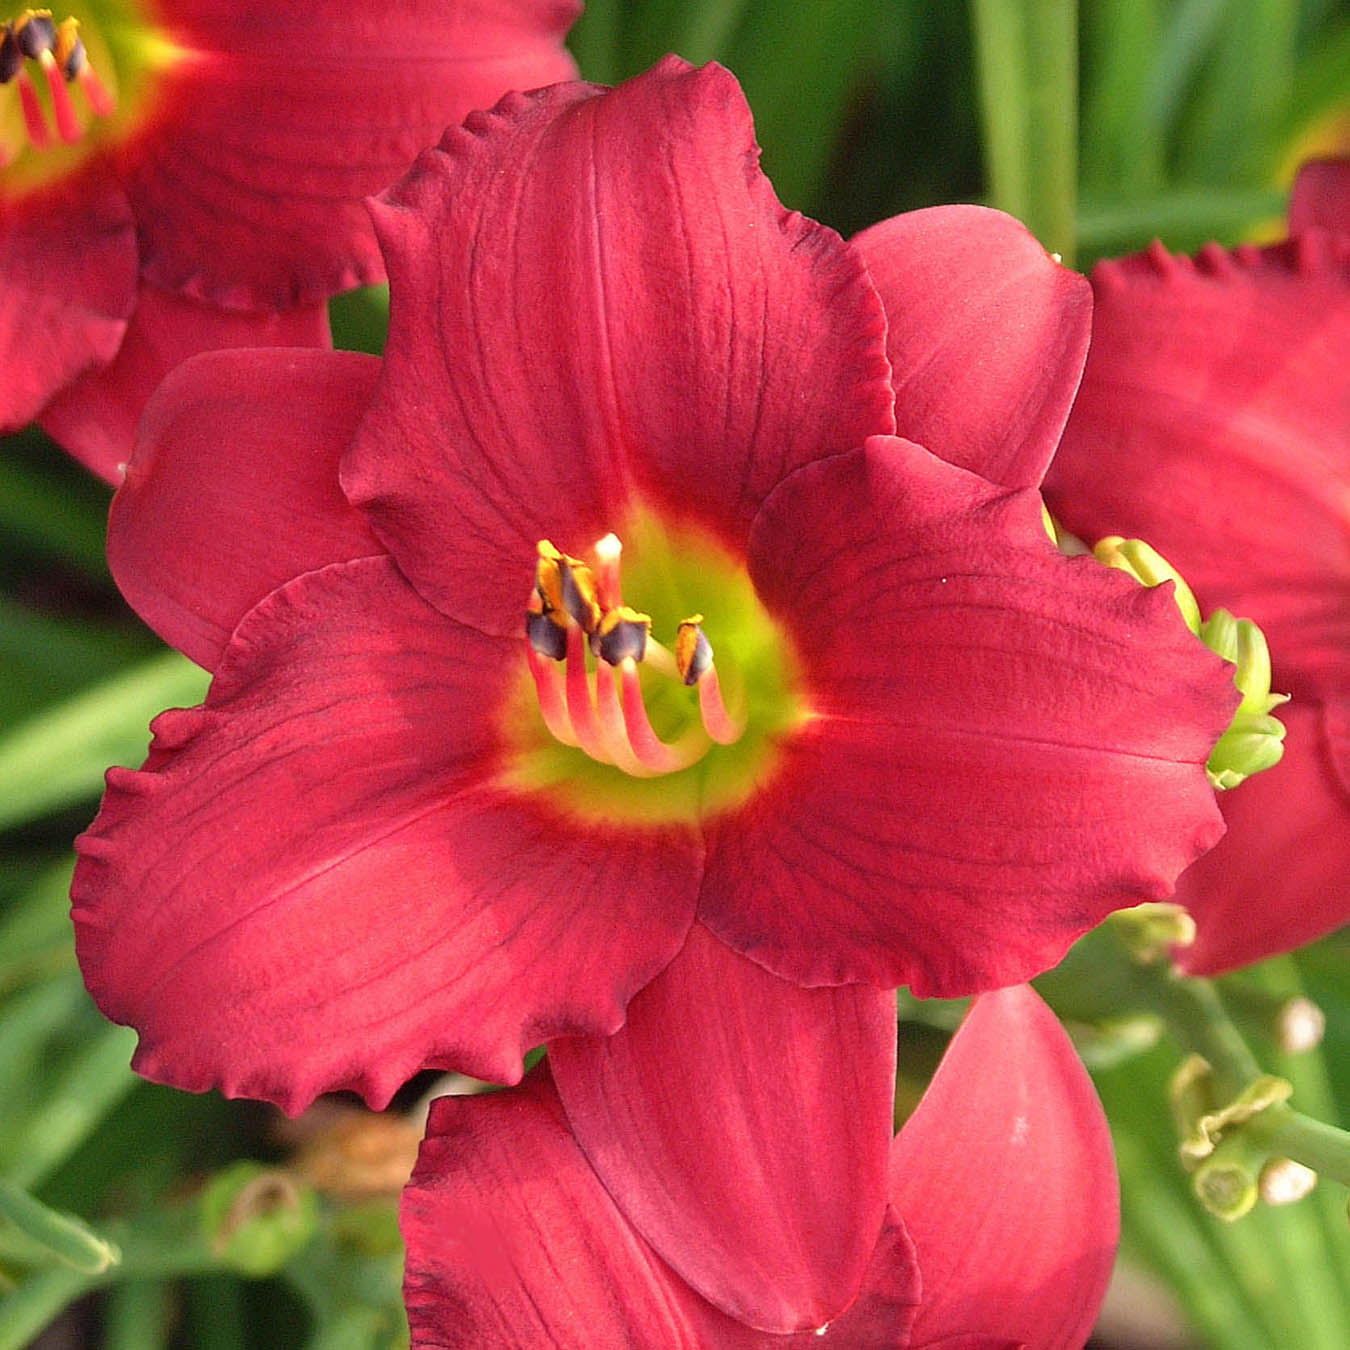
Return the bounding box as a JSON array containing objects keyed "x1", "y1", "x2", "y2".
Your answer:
[
  {"x1": 1259, "y1": 1157, "x2": 1317, "y2": 1207},
  {"x1": 1112, "y1": 902, "x2": 1196, "y2": 964},
  {"x1": 1092, "y1": 536, "x2": 1202, "y2": 634},
  {"x1": 201, "y1": 1164, "x2": 317, "y2": 1276},
  {"x1": 1207, "y1": 710, "x2": 1288, "y2": 789}
]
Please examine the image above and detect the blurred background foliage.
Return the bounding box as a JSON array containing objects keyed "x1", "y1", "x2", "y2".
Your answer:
[{"x1": 1, "y1": 0, "x2": 1347, "y2": 1344}]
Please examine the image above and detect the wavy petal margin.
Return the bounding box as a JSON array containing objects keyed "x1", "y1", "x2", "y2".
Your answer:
[
  {"x1": 344, "y1": 58, "x2": 894, "y2": 638},
  {"x1": 701, "y1": 438, "x2": 1236, "y2": 995},
  {"x1": 74, "y1": 556, "x2": 699, "y2": 1112}
]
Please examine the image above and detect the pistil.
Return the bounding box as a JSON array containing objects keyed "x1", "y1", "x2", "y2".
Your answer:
[{"x1": 523, "y1": 535, "x2": 746, "y2": 778}]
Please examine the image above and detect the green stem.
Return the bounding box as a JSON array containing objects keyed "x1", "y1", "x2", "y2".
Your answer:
[
  {"x1": 1250, "y1": 1108, "x2": 1350, "y2": 1192},
  {"x1": 1140, "y1": 967, "x2": 1264, "y2": 1099},
  {"x1": 970, "y1": 0, "x2": 1079, "y2": 262}
]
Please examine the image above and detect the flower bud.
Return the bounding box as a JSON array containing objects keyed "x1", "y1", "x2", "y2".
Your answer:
[
  {"x1": 1259, "y1": 1157, "x2": 1317, "y2": 1207},
  {"x1": 200, "y1": 1163, "x2": 317, "y2": 1277},
  {"x1": 1092, "y1": 536, "x2": 1202, "y2": 634}
]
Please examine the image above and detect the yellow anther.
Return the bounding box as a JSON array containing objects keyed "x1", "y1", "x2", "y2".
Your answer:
[
  {"x1": 534, "y1": 541, "x2": 565, "y2": 615},
  {"x1": 675, "y1": 614, "x2": 713, "y2": 686},
  {"x1": 53, "y1": 13, "x2": 79, "y2": 71}
]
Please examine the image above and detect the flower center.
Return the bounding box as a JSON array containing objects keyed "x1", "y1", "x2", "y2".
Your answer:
[
  {"x1": 1, "y1": 9, "x2": 114, "y2": 161},
  {"x1": 499, "y1": 510, "x2": 807, "y2": 824},
  {"x1": 1, "y1": 1, "x2": 173, "y2": 195},
  {"x1": 525, "y1": 534, "x2": 745, "y2": 778}
]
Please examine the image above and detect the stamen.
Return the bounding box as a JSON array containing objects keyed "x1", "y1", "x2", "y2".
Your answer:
[
  {"x1": 593, "y1": 532, "x2": 623, "y2": 608},
  {"x1": 591, "y1": 606, "x2": 649, "y2": 666},
  {"x1": 526, "y1": 645, "x2": 578, "y2": 748},
  {"x1": 0, "y1": 27, "x2": 21, "y2": 83},
  {"x1": 16, "y1": 68, "x2": 53, "y2": 148},
  {"x1": 14, "y1": 10, "x2": 56, "y2": 59},
  {"x1": 75, "y1": 59, "x2": 112, "y2": 115},
  {"x1": 534, "y1": 541, "x2": 565, "y2": 615},
  {"x1": 38, "y1": 47, "x2": 79, "y2": 141},
  {"x1": 697, "y1": 666, "x2": 743, "y2": 746},
  {"x1": 525, "y1": 533, "x2": 744, "y2": 776},
  {"x1": 564, "y1": 623, "x2": 611, "y2": 763},
  {"x1": 618, "y1": 660, "x2": 709, "y2": 773},
  {"x1": 1, "y1": 11, "x2": 116, "y2": 157},
  {"x1": 594, "y1": 661, "x2": 654, "y2": 777},
  {"x1": 525, "y1": 608, "x2": 567, "y2": 662},
  {"x1": 675, "y1": 616, "x2": 713, "y2": 686},
  {"x1": 560, "y1": 557, "x2": 601, "y2": 633}
]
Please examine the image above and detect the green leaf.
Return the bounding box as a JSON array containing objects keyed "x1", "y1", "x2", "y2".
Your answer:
[
  {"x1": 1080, "y1": 0, "x2": 1165, "y2": 193},
  {"x1": 0, "y1": 650, "x2": 208, "y2": 831},
  {"x1": 0, "y1": 1180, "x2": 119, "y2": 1274},
  {"x1": 1175, "y1": 0, "x2": 1300, "y2": 183},
  {"x1": 970, "y1": 0, "x2": 1079, "y2": 261},
  {"x1": 0, "y1": 1021, "x2": 139, "y2": 1191}
]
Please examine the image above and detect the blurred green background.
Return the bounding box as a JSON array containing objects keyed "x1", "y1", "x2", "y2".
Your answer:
[{"x1": 2, "y1": 1, "x2": 1348, "y2": 1345}]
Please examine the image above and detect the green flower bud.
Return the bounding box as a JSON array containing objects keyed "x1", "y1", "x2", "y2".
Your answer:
[
  {"x1": 1207, "y1": 710, "x2": 1289, "y2": 790},
  {"x1": 1092, "y1": 536, "x2": 1202, "y2": 634},
  {"x1": 200, "y1": 1164, "x2": 318, "y2": 1277}
]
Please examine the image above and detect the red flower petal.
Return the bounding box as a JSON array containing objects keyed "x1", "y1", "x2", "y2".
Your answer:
[
  {"x1": 854, "y1": 205, "x2": 1091, "y2": 489},
  {"x1": 1044, "y1": 238, "x2": 1350, "y2": 709},
  {"x1": 106, "y1": 347, "x2": 384, "y2": 670},
  {"x1": 1288, "y1": 157, "x2": 1350, "y2": 237},
  {"x1": 700, "y1": 438, "x2": 1235, "y2": 995},
  {"x1": 892, "y1": 986, "x2": 1117, "y2": 1350},
  {"x1": 1177, "y1": 701, "x2": 1350, "y2": 974},
  {"x1": 403, "y1": 1068, "x2": 919, "y2": 1349},
  {"x1": 343, "y1": 58, "x2": 894, "y2": 637},
  {"x1": 0, "y1": 169, "x2": 136, "y2": 432},
  {"x1": 73, "y1": 556, "x2": 699, "y2": 1113},
  {"x1": 121, "y1": 0, "x2": 580, "y2": 310},
  {"x1": 40, "y1": 284, "x2": 332, "y2": 485},
  {"x1": 549, "y1": 923, "x2": 898, "y2": 1333}
]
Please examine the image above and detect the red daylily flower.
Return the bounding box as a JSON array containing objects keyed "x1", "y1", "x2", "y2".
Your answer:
[
  {"x1": 402, "y1": 983, "x2": 1117, "y2": 1348},
  {"x1": 1043, "y1": 158, "x2": 1350, "y2": 974},
  {"x1": 74, "y1": 60, "x2": 1237, "y2": 1118},
  {"x1": 0, "y1": 0, "x2": 579, "y2": 478}
]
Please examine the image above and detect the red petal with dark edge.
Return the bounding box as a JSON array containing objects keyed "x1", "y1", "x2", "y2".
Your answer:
[
  {"x1": 41, "y1": 284, "x2": 333, "y2": 486},
  {"x1": 343, "y1": 58, "x2": 894, "y2": 638},
  {"x1": 120, "y1": 0, "x2": 580, "y2": 310},
  {"x1": 403, "y1": 1067, "x2": 919, "y2": 1349},
  {"x1": 1044, "y1": 237, "x2": 1350, "y2": 709},
  {"x1": 893, "y1": 987, "x2": 1117, "y2": 1350},
  {"x1": 1178, "y1": 701, "x2": 1350, "y2": 974},
  {"x1": 550, "y1": 923, "x2": 898, "y2": 1333},
  {"x1": 73, "y1": 556, "x2": 700, "y2": 1113},
  {"x1": 853, "y1": 204, "x2": 1091, "y2": 489},
  {"x1": 0, "y1": 168, "x2": 136, "y2": 433},
  {"x1": 1288, "y1": 157, "x2": 1350, "y2": 237},
  {"x1": 106, "y1": 347, "x2": 383, "y2": 671},
  {"x1": 700, "y1": 438, "x2": 1236, "y2": 996}
]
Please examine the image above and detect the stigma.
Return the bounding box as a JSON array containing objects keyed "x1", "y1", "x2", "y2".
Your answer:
[
  {"x1": 524, "y1": 535, "x2": 745, "y2": 777},
  {"x1": 1, "y1": 9, "x2": 115, "y2": 163}
]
